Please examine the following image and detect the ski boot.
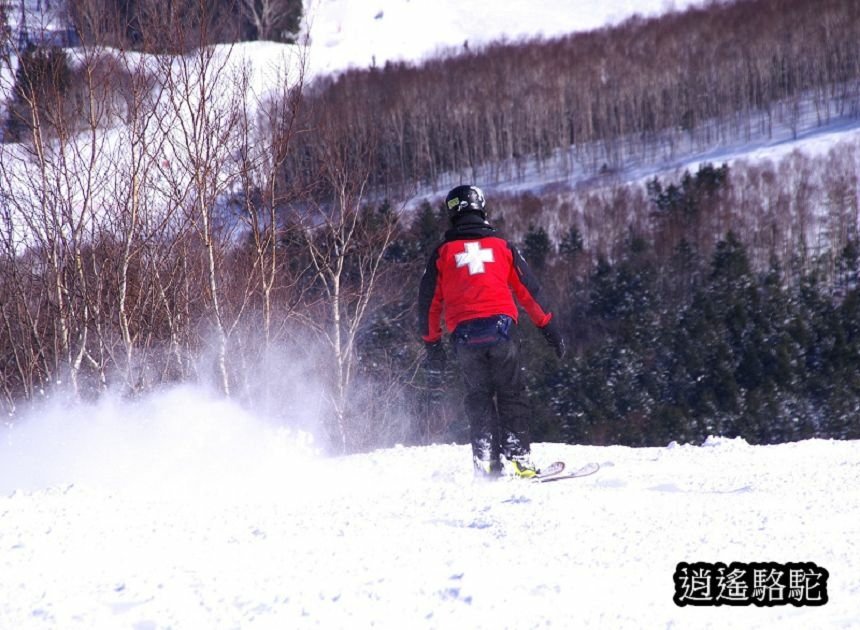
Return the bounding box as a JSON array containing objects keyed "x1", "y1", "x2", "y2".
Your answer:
[{"x1": 508, "y1": 455, "x2": 539, "y2": 479}]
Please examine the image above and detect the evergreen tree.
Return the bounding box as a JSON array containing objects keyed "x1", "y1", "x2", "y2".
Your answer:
[
  {"x1": 522, "y1": 224, "x2": 552, "y2": 272},
  {"x1": 559, "y1": 227, "x2": 584, "y2": 260}
]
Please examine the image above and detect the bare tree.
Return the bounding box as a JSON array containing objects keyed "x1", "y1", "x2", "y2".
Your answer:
[
  {"x1": 157, "y1": 41, "x2": 245, "y2": 395},
  {"x1": 238, "y1": 44, "x2": 307, "y2": 349},
  {"x1": 291, "y1": 113, "x2": 401, "y2": 451},
  {"x1": 0, "y1": 44, "x2": 107, "y2": 397},
  {"x1": 237, "y1": 0, "x2": 302, "y2": 42}
]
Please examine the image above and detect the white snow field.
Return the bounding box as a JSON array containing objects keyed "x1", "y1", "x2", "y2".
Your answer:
[
  {"x1": 302, "y1": 0, "x2": 712, "y2": 77},
  {"x1": 1, "y1": 389, "x2": 858, "y2": 629}
]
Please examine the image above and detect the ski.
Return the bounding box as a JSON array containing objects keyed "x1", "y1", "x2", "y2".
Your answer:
[
  {"x1": 535, "y1": 461, "x2": 565, "y2": 479},
  {"x1": 534, "y1": 462, "x2": 600, "y2": 483}
]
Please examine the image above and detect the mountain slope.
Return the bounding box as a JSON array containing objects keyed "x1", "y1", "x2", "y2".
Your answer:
[{"x1": 302, "y1": 0, "x2": 712, "y2": 78}]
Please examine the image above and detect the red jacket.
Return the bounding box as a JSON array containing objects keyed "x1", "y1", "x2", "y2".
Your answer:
[{"x1": 418, "y1": 216, "x2": 553, "y2": 343}]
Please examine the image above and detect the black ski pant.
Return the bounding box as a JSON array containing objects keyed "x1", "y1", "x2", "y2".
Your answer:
[{"x1": 453, "y1": 320, "x2": 532, "y2": 471}]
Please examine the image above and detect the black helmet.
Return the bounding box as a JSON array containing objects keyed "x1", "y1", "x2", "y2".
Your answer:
[{"x1": 445, "y1": 185, "x2": 486, "y2": 220}]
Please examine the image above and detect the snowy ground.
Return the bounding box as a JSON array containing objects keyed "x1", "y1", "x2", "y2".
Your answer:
[{"x1": 1, "y1": 394, "x2": 858, "y2": 629}]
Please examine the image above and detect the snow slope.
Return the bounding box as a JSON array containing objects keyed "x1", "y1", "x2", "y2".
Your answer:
[
  {"x1": 302, "y1": 0, "x2": 714, "y2": 77},
  {"x1": 1, "y1": 423, "x2": 858, "y2": 629}
]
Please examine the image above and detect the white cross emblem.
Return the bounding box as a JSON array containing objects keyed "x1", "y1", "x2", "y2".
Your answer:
[{"x1": 455, "y1": 241, "x2": 494, "y2": 275}]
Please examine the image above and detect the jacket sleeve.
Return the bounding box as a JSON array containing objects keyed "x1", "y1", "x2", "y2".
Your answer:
[
  {"x1": 507, "y1": 244, "x2": 553, "y2": 328},
  {"x1": 417, "y1": 248, "x2": 444, "y2": 342}
]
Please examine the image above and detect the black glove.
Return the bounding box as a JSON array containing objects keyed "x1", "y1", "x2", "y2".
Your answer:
[
  {"x1": 423, "y1": 340, "x2": 447, "y2": 376},
  {"x1": 540, "y1": 319, "x2": 567, "y2": 359}
]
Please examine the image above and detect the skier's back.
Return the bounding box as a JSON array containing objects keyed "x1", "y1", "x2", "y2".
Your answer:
[{"x1": 418, "y1": 185, "x2": 565, "y2": 478}]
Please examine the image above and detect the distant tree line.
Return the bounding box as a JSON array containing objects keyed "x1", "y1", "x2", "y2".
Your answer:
[
  {"x1": 66, "y1": 0, "x2": 303, "y2": 50},
  {"x1": 282, "y1": 0, "x2": 860, "y2": 197}
]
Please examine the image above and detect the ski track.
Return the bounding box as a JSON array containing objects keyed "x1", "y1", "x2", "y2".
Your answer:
[{"x1": 1, "y1": 439, "x2": 858, "y2": 629}]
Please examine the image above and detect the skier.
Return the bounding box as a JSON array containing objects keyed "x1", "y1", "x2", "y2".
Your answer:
[{"x1": 418, "y1": 185, "x2": 566, "y2": 479}]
